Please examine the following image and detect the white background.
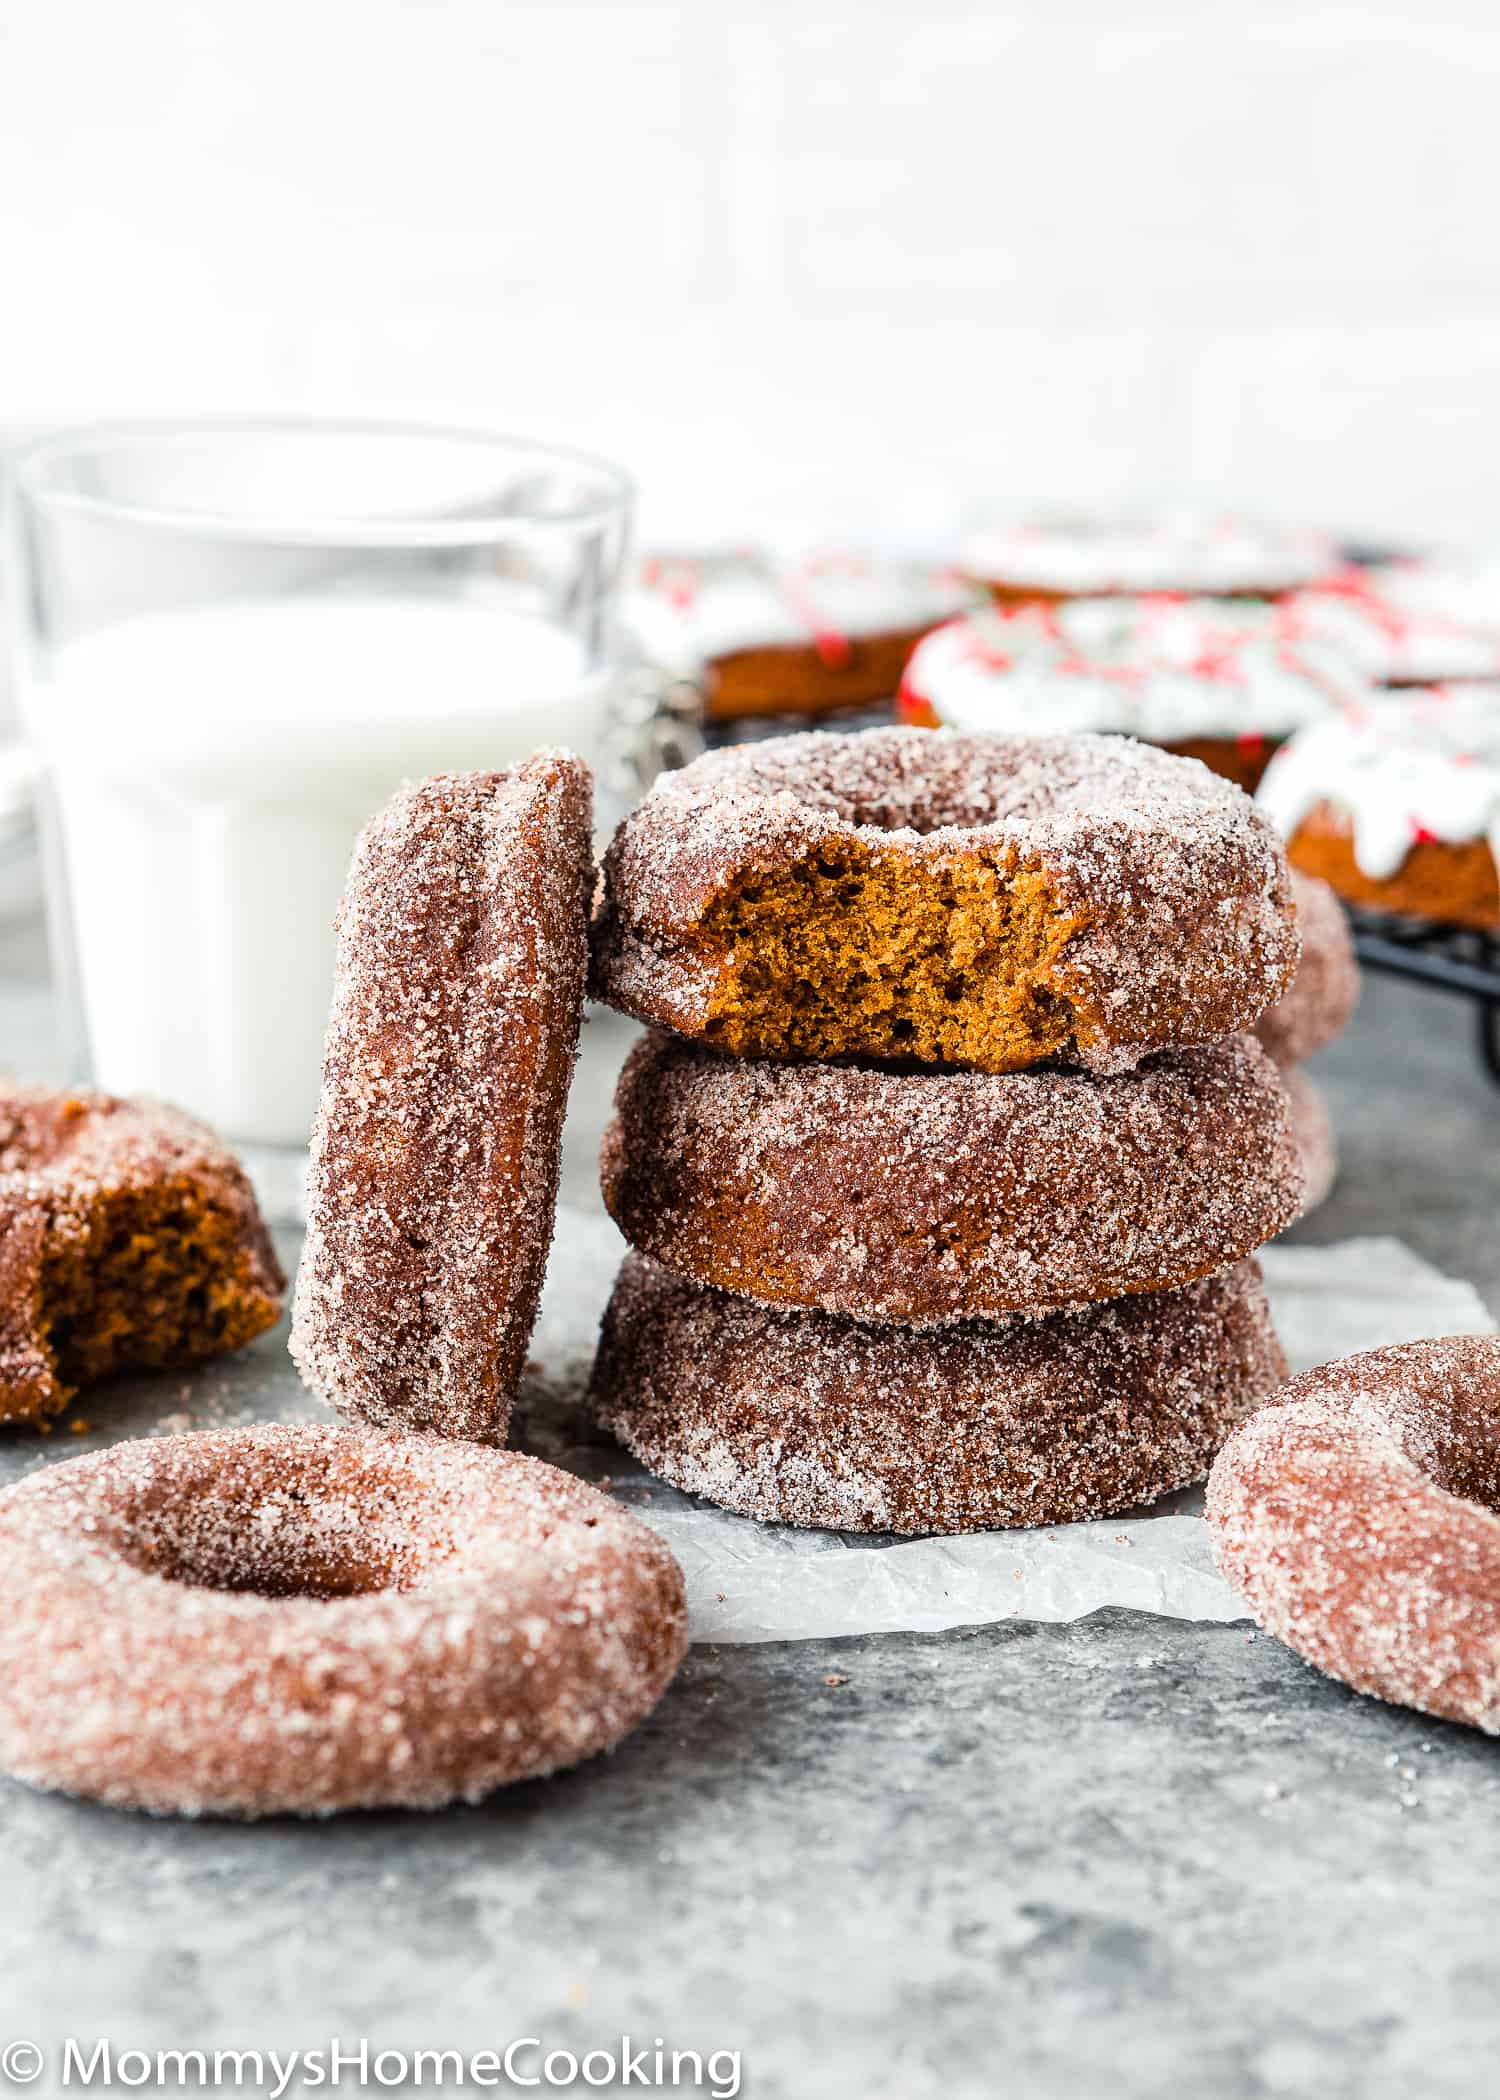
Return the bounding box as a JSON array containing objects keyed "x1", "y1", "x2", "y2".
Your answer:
[{"x1": 1, "y1": 0, "x2": 1498, "y2": 550}]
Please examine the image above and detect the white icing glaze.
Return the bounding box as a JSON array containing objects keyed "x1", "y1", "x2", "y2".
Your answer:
[
  {"x1": 626, "y1": 550, "x2": 978, "y2": 676},
  {"x1": 959, "y1": 514, "x2": 1337, "y2": 596},
  {"x1": 1287, "y1": 570, "x2": 1500, "y2": 686},
  {"x1": 1366, "y1": 555, "x2": 1500, "y2": 641},
  {"x1": 899, "y1": 597, "x2": 1370, "y2": 743},
  {"x1": 1256, "y1": 686, "x2": 1500, "y2": 880}
]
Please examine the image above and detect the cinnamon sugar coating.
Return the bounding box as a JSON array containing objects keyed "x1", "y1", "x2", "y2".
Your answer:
[
  {"x1": 590, "y1": 728, "x2": 1298, "y2": 1076},
  {"x1": 1253, "y1": 869, "x2": 1358, "y2": 1068},
  {"x1": 0, "y1": 1424, "x2": 688, "y2": 1816},
  {"x1": 1206, "y1": 1337, "x2": 1500, "y2": 1734},
  {"x1": 0, "y1": 1084, "x2": 283, "y2": 1426},
  {"x1": 292, "y1": 758, "x2": 592, "y2": 1442},
  {"x1": 603, "y1": 1030, "x2": 1304, "y2": 1325},
  {"x1": 589, "y1": 1253, "x2": 1286, "y2": 1535},
  {"x1": 1281, "y1": 1067, "x2": 1337, "y2": 1213}
]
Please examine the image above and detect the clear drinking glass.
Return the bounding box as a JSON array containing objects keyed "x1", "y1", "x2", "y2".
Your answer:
[{"x1": 6, "y1": 419, "x2": 631, "y2": 1211}]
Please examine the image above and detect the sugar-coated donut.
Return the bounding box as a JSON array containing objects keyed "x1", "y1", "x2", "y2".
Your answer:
[
  {"x1": 1257, "y1": 688, "x2": 1500, "y2": 931},
  {"x1": 591, "y1": 728, "x2": 1298, "y2": 1077},
  {"x1": 292, "y1": 758, "x2": 592, "y2": 1442},
  {"x1": 1253, "y1": 869, "x2": 1358, "y2": 1068},
  {"x1": 0, "y1": 1084, "x2": 283, "y2": 1427},
  {"x1": 897, "y1": 598, "x2": 1366, "y2": 793},
  {"x1": 0, "y1": 1425, "x2": 688, "y2": 1816},
  {"x1": 1281, "y1": 1067, "x2": 1337, "y2": 1213},
  {"x1": 958, "y1": 515, "x2": 1337, "y2": 603},
  {"x1": 1206, "y1": 1338, "x2": 1500, "y2": 1734},
  {"x1": 628, "y1": 551, "x2": 978, "y2": 721},
  {"x1": 603, "y1": 1030, "x2": 1303, "y2": 1326},
  {"x1": 590, "y1": 1253, "x2": 1286, "y2": 1535}
]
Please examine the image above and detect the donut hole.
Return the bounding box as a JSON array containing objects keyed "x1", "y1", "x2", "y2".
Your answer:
[
  {"x1": 695, "y1": 842, "x2": 1088, "y2": 1070},
  {"x1": 1371, "y1": 1379, "x2": 1500, "y2": 1514},
  {"x1": 111, "y1": 1456, "x2": 451, "y2": 1601}
]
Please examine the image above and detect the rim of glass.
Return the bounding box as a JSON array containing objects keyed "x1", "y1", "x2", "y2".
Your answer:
[{"x1": 9, "y1": 416, "x2": 634, "y2": 549}]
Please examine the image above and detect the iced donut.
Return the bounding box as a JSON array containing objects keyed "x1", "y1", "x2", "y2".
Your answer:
[
  {"x1": 0, "y1": 1424, "x2": 688, "y2": 1816},
  {"x1": 603, "y1": 1029, "x2": 1303, "y2": 1325},
  {"x1": 1288, "y1": 568, "x2": 1500, "y2": 688},
  {"x1": 292, "y1": 758, "x2": 592, "y2": 1442},
  {"x1": 1252, "y1": 869, "x2": 1358, "y2": 1067},
  {"x1": 1366, "y1": 553, "x2": 1500, "y2": 644},
  {"x1": 1281, "y1": 1067, "x2": 1337, "y2": 1213},
  {"x1": 959, "y1": 514, "x2": 1337, "y2": 604},
  {"x1": 1257, "y1": 687, "x2": 1500, "y2": 930},
  {"x1": 0, "y1": 1084, "x2": 283, "y2": 1428},
  {"x1": 590, "y1": 1253, "x2": 1285, "y2": 1535},
  {"x1": 1206, "y1": 1337, "x2": 1500, "y2": 1734},
  {"x1": 896, "y1": 599, "x2": 1368, "y2": 794},
  {"x1": 628, "y1": 550, "x2": 978, "y2": 721},
  {"x1": 590, "y1": 727, "x2": 1298, "y2": 1076}
]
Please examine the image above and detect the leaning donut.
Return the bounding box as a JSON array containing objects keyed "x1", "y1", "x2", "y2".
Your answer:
[
  {"x1": 590, "y1": 1253, "x2": 1285, "y2": 1535},
  {"x1": 292, "y1": 757, "x2": 592, "y2": 1442},
  {"x1": 1206, "y1": 1337, "x2": 1500, "y2": 1733},
  {"x1": 0, "y1": 1425, "x2": 688, "y2": 1816},
  {"x1": 590, "y1": 727, "x2": 1297, "y2": 1076},
  {"x1": 603, "y1": 1030, "x2": 1303, "y2": 1324}
]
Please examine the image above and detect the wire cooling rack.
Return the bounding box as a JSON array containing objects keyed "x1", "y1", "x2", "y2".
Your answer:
[{"x1": 1347, "y1": 906, "x2": 1500, "y2": 1085}]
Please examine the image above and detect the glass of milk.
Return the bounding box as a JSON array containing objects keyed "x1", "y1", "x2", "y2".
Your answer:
[{"x1": 6, "y1": 419, "x2": 631, "y2": 1210}]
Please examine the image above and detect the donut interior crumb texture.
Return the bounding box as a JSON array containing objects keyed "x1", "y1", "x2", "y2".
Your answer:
[
  {"x1": 695, "y1": 842, "x2": 1086, "y2": 1067},
  {"x1": 591, "y1": 727, "x2": 1299, "y2": 1075},
  {"x1": 0, "y1": 1089, "x2": 285, "y2": 1427}
]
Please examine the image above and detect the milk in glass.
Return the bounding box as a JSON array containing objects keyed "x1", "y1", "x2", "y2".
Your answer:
[{"x1": 31, "y1": 595, "x2": 603, "y2": 1146}]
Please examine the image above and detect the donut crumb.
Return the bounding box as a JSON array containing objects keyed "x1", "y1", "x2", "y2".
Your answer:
[
  {"x1": 0, "y1": 1087, "x2": 284, "y2": 1428},
  {"x1": 695, "y1": 844, "x2": 1087, "y2": 1069}
]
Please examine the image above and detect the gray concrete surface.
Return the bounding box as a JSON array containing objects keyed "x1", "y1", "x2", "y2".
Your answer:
[{"x1": 0, "y1": 910, "x2": 1497, "y2": 2100}]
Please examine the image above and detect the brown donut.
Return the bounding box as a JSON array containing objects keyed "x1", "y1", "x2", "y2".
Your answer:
[
  {"x1": 292, "y1": 758, "x2": 592, "y2": 1442},
  {"x1": 590, "y1": 728, "x2": 1297, "y2": 1077},
  {"x1": 0, "y1": 1424, "x2": 688, "y2": 1816},
  {"x1": 0, "y1": 1084, "x2": 283, "y2": 1427},
  {"x1": 603, "y1": 1030, "x2": 1303, "y2": 1326},
  {"x1": 1205, "y1": 1338, "x2": 1500, "y2": 1734},
  {"x1": 629, "y1": 550, "x2": 977, "y2": 722},
  {"x1": 707, "y1": 625, "x2": 946, "y2": 722},
  {"x1": 1289, "y1": 803, "x2": 1500, "y2": 932},
  {"x1": 1281, "y1": 1066, "x2": 1337, "y2": 1213},
  {"x1": 1256, "y1": 689, "x2": 1500, "y2": 932},
  {"x1": 1253, "y1": 869, "x2": 1359, "y2": 1067},
  {"x1": 589, "y1": 1252, "x2": 1286, "y2": 1535}
]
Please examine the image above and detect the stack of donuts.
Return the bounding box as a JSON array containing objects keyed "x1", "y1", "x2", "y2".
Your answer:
[{"x1": 586, "y1": 724, "x2": 1315, "y2": 1536}]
